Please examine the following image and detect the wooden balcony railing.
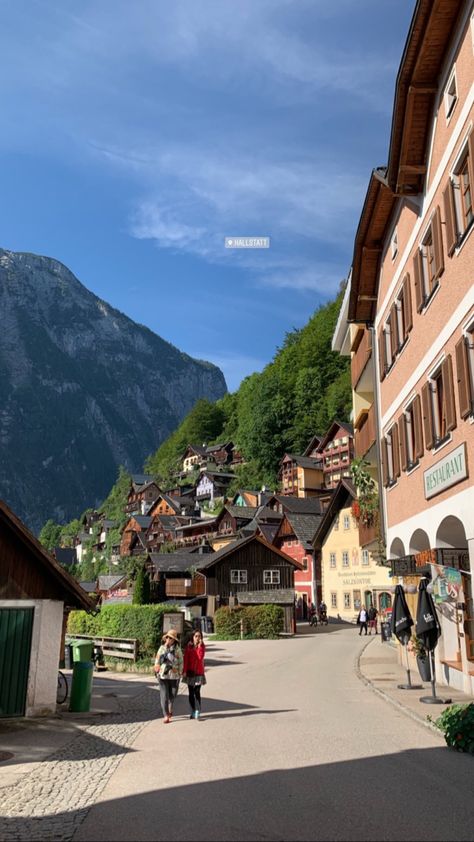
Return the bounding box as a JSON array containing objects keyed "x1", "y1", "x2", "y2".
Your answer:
[
  {"x1": 359, "y1": 520, "x2": 378, "y2": 548},
  {"x1": 351, "y1": 328, "x2": 372, "y2": 388},
  {"x1": 165, "y1": 578, "x2": 206, "y2": 598},
  {"x1": 355, "y1": 403, "x2": 376, "y2": 458}
]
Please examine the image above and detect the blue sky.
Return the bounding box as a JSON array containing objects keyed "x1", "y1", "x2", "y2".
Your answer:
[{"x1": 0, "y1": 0, "x2": 414, "y2": 390}]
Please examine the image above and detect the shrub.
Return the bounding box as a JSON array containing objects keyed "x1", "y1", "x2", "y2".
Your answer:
[
  {"x1": 213, "y1": 604, "x2": 284, "y2": 639},
  {"x1": 432, "y1": 703, "x2": 474, "y2": 753},
  {"x1": 68, "y1": 603, "x2": 181, "y2": 658}
]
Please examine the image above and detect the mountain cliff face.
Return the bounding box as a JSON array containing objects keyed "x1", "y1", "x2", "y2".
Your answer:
[{"x1": 0, "y1": 248, "x2": 227, "y2": 531}]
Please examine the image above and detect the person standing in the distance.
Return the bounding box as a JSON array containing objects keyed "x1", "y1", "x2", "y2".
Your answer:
[
  {"x1": 357, "y1": 606, "x2": 368, "y2": 636},
  {"x1": 183, "y1": 629, "x2": 206, "y2": 719},
  {"x1": 154, "y1": 629, "x2": 183, "y2": 724},
  {"x1": 368, "y1": 605, "x2": 378, "y2": 635}
]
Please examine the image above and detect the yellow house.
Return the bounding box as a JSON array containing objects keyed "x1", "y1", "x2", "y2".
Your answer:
[
  {"x1": 314, "y1": 480, "x2": 392, "y2": 622},
  {"x1": 278, "y1": 453, "x2": 324, "y2": 498}
]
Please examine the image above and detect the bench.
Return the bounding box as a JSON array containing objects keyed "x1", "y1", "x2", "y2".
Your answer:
[{"x1": 66, "y1": 634, "x2": 138, "y2": 661}]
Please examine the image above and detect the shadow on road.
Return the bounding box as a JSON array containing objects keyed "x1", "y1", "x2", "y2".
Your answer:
[{"x1": 3, "y1": 746, "x2": 473, "y2": 841}]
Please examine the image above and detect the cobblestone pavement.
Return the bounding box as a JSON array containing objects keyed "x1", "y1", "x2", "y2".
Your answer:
[{"x1": 0, "y1": 686, "x2": 159, "y2": 841}]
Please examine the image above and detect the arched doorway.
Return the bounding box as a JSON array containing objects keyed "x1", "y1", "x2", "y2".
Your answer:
[
  {"x1": 389, "y1": 538, "x2": 405, "y2": 559},
  {"x1": 409, "y1": 528, "x2": 430, "y2": 555},
  {"x1": 435, "y1": 516, "x2": 472, "y2": 662},
  {"x1": 379, "y1": 592, "x2": 392, "y2": 612},
  {"x1": 364, "y1": 590, "x2": 372, "y2": 609},
  {"x1": 436, "y1": 516, "x2": 467, "y2": 549}
]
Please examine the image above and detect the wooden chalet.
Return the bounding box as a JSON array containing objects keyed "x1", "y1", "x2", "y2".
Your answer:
[
  {"x1": 148, "y1": 493, "x2": 197, "y2": 519},
  {"x1": 120, "y1": 514, "x2": 152, "y2": 556},
  {"x1": 198, "y1": 534, "x2": 303, "y2": 633},
  {"x1": 315, "y1": 421, "x2": 354, "y2": 490},
  {"x1": 278, "y1": 452, "x2": 324, "y2": 498},
  {"x1": 146, "y1": 551, "x2": 209, "y2": 604},
  {"x1": 125, "y1": 476, "x2": 161, "y2": 515},
  {"x1": 0, "y1": 500, "x2": 94, "y2": 717},
  {"x1": 195, "y1": 469, "x2": 235, "y2": 505},
  {"x1": 212, "y1": 505, "x2": 259, "y2": 550},
  {"x1": 274, "y1": 509, "x2": 324, "y2": 618},
  {"x1": 174, "y1": 517, "x2": 219, "y2": 549},
  {"x1": 97, "y1": 573, "x2": 131, "y2": 604},
  {"x1": 181, "y1": 442, "x2": 235, "y2": 475},
  {"x1": 146, "y1": 514, "x2": 196, "y2": 552}
]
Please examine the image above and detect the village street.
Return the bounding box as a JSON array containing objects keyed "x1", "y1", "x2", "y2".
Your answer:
[{"x1": 1, "y1": 627, "x2": 474, "y2": 842}]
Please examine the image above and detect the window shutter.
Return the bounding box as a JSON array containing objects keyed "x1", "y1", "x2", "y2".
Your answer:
[
  {"x1": 413, "y1": 250, "x2": 424, "y2": 312},
  {"x1": 402, "y1": 274, "x2": 413, "y2": 335},
  {"x1": 390, "y1": 306, "x2": 398, "y2": 358},
  {"x1": 381, "y1": 437, "x2": 389, "y2": 487},
  {"x1": 421, "y1": 382, "x2": 435, "y2": 450},
  {"x1": 398, "y1": 415, "x2": 408, "y2": 472},
  {"x1": 455, "y1": 336, "x2": 472, "y2": 419},
  {"x1": 433, "y1": 206, "x2": 445, "y2": 279},
  {"x1": 443, "y1": 180, "x2": 457, "y2": 256},
  {"x1": 468, "y1": 132, "x2": 474, "y2": 205},
  {"x1": 378, "y1": 331, "x2": 386, "y2": 381},
  {"x1": 442, "y1": 354, "x2": 456, "y2": 433},
  {"x1": 391, "y1": 423, "x2": 400, "y2": 478},
  {"x1": 413, "y1": 395, "x2": 424, "y2": 459}
]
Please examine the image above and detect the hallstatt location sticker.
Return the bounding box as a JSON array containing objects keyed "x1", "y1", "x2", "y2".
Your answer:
[{"x1": 225, "y1": 237, "x2": 270, "y2": 249}]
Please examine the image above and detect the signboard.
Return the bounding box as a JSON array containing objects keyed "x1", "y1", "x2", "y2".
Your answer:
[
  {"x1": 162, "y1": 612, "x2": 184, "y2": 636},
  {"x1": 392, "y1": 549, "x2": 470, "y2": 578},
  {"x1": 424, "y1": 443, "x2": 467, "y2": 499},
  {"x1": 430, "y1": 564, "x2": 464, "y2": 604}
]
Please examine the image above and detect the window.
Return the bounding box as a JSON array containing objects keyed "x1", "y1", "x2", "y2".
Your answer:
[
  {"x1": 421, "y1": 356, "x2": 456, "y2": 449},
  {"x1": 444, "y1": 68, "x2": 458, "y2": 120},
  {"x1": 398, "y1": 395, "x2": 424, "y2": 471},
  {"x1": 230, "y1": 569, "x2": 247, "y2": 584},
  {"x1": 343, "y1": 514, "x2": 350, "y2": 531},
  {"x1": 378, "y1": 276, "x2": 412, "y2": 380},
  {"x1": 302, "y1": 557, "x2": 308, "y2": 571},
  {"x1": 413, "y1": 207, "x2": 444, "y2": 312},
  {"x1": 456, "y1": 326, "x2": 474, "y2": 419},
  {"x1": 333, "y1": 516, "x2": 339, "y2": 531},
  {"x1": 342, "y1": 551, "x2": 349, "y2": 567},
  {"x1": 329, "y1": 552, "x2": 336, "y2": 568},
  {"x1": 344, "y1": 592, "x2": 351, "y2": 609},
  {"x1": 381, "y1": 424, "x2": 400, "y2": 487},
  {"x1": 331, "y1": 592, "x2": 337, "y2": 608},
  {"x1": 444, "y1": 135, "x2": 474, "y2": 254},
  {"x1": 391, "y1": 228, "x2": 398, "y2": 260},
  {"x1": 362, "y1": 550, "x2": 370, "y2": 566},
  {"x1": 263, "y1": 569, "x2": 280, "y2": 584}
]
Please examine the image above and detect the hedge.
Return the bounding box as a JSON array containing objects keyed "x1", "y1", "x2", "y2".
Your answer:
[
  {"x1": 214, "y1": 604, "x2": 284, "y2": 639},
  {"x1": 67, "y1": 603, "x2": 180, "y2": 658}
]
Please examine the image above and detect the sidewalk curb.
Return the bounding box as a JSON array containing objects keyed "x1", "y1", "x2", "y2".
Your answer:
[{"x1": 354, "y1": 637, "x2": 442, "y2": 739}]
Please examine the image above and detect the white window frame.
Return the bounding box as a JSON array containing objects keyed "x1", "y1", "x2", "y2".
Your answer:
[
  {"x1": 391, "y1": 228, "x2": 398, "y2": 260},
  {"x1": 386, "y1": 428, "x2": 396, "y2": 486},
  {"x1": 230, "y1": 569, "x2": 247, "y2": 584},
  {"x1": 343, "y1": 514, "x2": 350, "y2": 531},
  {"x1": 342, "y1": 551, "x2": 349, "y2": 568},
  {"x1": 451, "y1": 135, "x2": 474, "y2": 241},
  {"x1": 362, "y1": 549, "x2": 370, "y2": 566},
  {"x1": 344, "y1": 592, "x2": 351, "y2": 609},
  {"x1": 329, "y1": 552, "x2": 336, "y2": 568},
  {"x1": 333, "y1": 517, "x2": 339, "y2": 531},
  {"x1": 263, "y1": 569, "x2": 280, "y2": 585},
  {"x1": 331, "y1": 592, "x2": 337, "y2": 609},
  {"x1": 428, "y1": 359, "x2": 451, "y2": 449},
  {"x1": 465, "y1": 318, "x2": 474, "y2": 414},
  {"x1": 444, "y1": 67, "x2": 458, "y2": 122}
]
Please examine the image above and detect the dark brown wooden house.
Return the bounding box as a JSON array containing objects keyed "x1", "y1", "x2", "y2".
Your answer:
[
  {"x1": 198, "y1": 534, "x2": 302, "y2": 633},
  {"x1": 125, "y1": 477, "x2": 161, "y2": 515},
  {"x1": 0, "y1": 500, "x2": 94, "y2": 717}
]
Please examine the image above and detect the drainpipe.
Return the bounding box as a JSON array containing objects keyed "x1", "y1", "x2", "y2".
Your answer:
[{"x1": 368, "y1": 324, "x2": 387, "y2": 561}]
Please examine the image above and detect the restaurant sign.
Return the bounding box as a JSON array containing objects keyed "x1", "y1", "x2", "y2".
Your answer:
[{"x1": 424, "y1": 443, "x2": 467, "y2": 499}]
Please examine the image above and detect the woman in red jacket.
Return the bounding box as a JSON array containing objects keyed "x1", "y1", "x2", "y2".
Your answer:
[{"x1": 183, "y1": 629, "x2": 206, "y2": 719}]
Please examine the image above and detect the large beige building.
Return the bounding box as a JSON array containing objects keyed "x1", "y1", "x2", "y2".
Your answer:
[{"x1": 315, "y1": 481, "x2": 392, "y2": 623}]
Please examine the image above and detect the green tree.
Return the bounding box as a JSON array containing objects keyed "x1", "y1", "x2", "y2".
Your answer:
[
  {"x1": 133, "y1": 566, "x2": 150, "y2": 605},
  {"x1": 38, "y1": 519, "x2": 62, "y2": 552}
]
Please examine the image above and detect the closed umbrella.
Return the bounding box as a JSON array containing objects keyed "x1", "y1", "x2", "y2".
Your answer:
[
  {"x1": 415, "y1": 577, "x2": 449, "y2": 705},
  {"x1": 391, "y1": 584, "x2": 422, "y2": 690}
]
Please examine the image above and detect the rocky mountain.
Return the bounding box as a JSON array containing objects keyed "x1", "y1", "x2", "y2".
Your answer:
[{"x1": 0, "y1": 248, "x2": 226, "y2": 532}]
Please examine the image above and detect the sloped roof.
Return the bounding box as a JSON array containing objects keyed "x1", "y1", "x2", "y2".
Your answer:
[
  {"x1": 224, "y1": 506, "x2": 259, "y2": 520},
  {"x1": 256, "y1": 522, "x2": 280, "y2": 544},
  {"x1": 280, "y1": 453, "x2": 322, "y2": 470},
  {"x1": 78, "y1": 581, "x2": 97, "y2": 593},
  {"x1": 303, "y1": 435, "x2": 321, "y2": 457},
  {"x1": 316, "y1": 421, "x2": 354, "y2": 452},
  {"x1": 130, "y1": 515, "x2": 152, "y2": 529},
  {"x1": 54, "y1": 547, "x2": 77, "y2": 567},
  {"x1": 271, "y1": 496, "x2": 326, "y2": 515},
  {"x1": 147, "y1": 552, "x2": 209, "y2": 573},
  {"x1": 286, "y1": 513, "x2": 323, "y2": 548},
  {"x1": 98, "y1": 574, "x2": 128, "y2": 591},
  {"x1": 130, "y1": 474, "x2": 155, "y2": 486},
  {"x1": 197, "y1": 534, "x2": 303, "y2": 571},
  {"x1": 0, "y1": 500, "x2": 94, "y2": 611},
  {"x1": 312, "y1": 479, "x2": 357, "y2": 549}
]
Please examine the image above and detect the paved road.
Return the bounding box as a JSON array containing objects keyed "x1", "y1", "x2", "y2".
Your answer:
[{"x1": 71, "y1": 627, "x2": 473, "y2": 841}]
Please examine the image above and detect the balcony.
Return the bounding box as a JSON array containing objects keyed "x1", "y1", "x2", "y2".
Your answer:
[
  {"x1": 165, "y1": 577, "x2": 206, "y2": 598},
  {"x1": 351, "y1": 328, "x2": 372, "y2": 389},
  {"x1": 354, "y1": 404, "x2": 376, "y2": 458},
  {"x1": 359, "y1": 520, "x2": 378, "y2": 548}
]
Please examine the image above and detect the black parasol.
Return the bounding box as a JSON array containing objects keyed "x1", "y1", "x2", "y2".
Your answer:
[
  {"x1": 415, "y1": 577, "x2": 449, "y2": 705},
  {"x1": 391, "y1": 584, "x2": 421, "y2": 690}
]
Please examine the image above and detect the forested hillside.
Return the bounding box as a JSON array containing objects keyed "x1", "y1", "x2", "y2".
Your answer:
[{"x1": 145, "y1": 289, "x2": 351, "y2": 490}]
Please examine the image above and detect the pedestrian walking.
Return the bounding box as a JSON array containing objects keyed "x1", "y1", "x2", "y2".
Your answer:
[
  {"x1": 154, "y1": 628, "x2": 183, "y2": 724},
  {"x1": 357, "y1": 606, "x2": 368, "y2": 636},
  {"x1": 368, "y1": 605, "x2": 378, "y2": 635},
  {"x1": 183, "y1": 629, "x2": 207, "y2": 720}
]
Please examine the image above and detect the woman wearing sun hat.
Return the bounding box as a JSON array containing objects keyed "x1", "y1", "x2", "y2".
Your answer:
[{"x1": 154, "y1": 628, "x2": 183, "y2": 723}]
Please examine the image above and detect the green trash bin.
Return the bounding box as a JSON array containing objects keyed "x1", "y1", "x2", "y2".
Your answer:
[{"x1": 69, "y1": 640, "x2": 94, "y2": 713}]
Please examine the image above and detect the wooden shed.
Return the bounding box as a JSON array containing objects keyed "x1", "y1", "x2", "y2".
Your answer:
[{"x1": 0, "y1": 500, "x2": 94, "y2": 717}]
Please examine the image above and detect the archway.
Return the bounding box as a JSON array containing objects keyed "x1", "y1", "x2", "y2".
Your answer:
[
  {"x1": 379, "y1": 592, "x2": 392, "y2": 611},
  {"x1": 409, "y1": 528, "x2": 430, "y2": 555},
  {"x1": 436, "y1": 516, "x2": 468, "y2": 549},
  {"x1": 389, "y1": 537, "x2": 405, "y2": 559}
]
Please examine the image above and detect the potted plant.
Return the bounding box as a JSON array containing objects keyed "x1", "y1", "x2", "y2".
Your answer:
[
  {"x1": 407, "y1": 634, "x2": 431, "y2": 681},
  {"x1": 430, "y1": 703, "x2": 474, "y2": 753}
]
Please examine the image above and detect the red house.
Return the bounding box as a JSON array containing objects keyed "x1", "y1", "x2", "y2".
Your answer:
[{"x1": 273, "y1": 508, "x2": 324, "y2": 619}]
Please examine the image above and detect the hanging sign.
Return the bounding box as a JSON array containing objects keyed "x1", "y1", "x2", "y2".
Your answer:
[{"x1": 430, "y1": 564, "x2": 464, "y2": 604}]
